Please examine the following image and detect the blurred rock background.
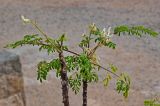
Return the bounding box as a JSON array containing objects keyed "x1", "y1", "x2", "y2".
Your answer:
[
  {"x1": 0, "y1": 50, "x2": 25, "y2": 106},
  {"x1": 0, "y1": 0, "x2": 160, "y2": 106}
]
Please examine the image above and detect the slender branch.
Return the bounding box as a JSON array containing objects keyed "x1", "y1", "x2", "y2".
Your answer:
[
  {"x1": 91, "y1": 63, "x2": 120, "y2": 77},
  {"x1": 30, "y1": 21, "x2": 61, "y2": 52},
  {"x1": 87, "y1": 32, "x2": 92, "y2": 48},
  {"x1": 31, "y1": 21, "x2": 48, "y2": 39},
  {"x1": 64, "y1": 49, "x2": 120, "y2": 77},
  {"x1": 88, "y1": 42, "x2": 101, "y2": 57},
  {"x1": 65, "y1": 49, "x2": 80, "y2": 56}
]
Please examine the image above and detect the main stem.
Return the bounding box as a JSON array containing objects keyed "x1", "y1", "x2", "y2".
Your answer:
[
  {"x1": 82, "y1": 32, "x2": 91, "y2": 106},
  {"x1": 83, "y1": 80, "x2": 88, "y2": 106},
  {"x1": 59, "y1": 51, "x2": 69, "y2": 106}
]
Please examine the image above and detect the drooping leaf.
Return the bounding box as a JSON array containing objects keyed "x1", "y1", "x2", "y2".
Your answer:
[
  {"x1": 103, "y1": 74, "x2": 112, "y2": 87},
  {"x1": 116, "y1": 73, "x2": 130, "y2": 98},
  {"x1": 105, "y1": 41, "x2": 116, "y2": 49},
  {"x1": 110, "y1": 64, "x2": 118, "y2": 73},
  {"x1": 69, "y1": 74, "x2": 82, "y2": 94}
]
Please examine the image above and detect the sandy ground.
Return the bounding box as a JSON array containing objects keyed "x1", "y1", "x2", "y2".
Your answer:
[{"x1": 0, "y1": 0, "x2": 160, "y2": 106}]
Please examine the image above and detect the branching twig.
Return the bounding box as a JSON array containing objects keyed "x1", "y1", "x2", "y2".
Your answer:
[
  {"x1": 88, "y1": 42, "x2": 101, "y2": 57},
  {"x1": 91, "y1": 63, "x2": 119, "y2": 77},
  {"x1": 64, "y1": 49, "x2": 120, "y2": 78}
]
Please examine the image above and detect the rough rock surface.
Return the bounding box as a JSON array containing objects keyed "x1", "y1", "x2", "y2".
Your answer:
[{"x1": 0, "y1": 50, "x2": 25, "y2": 106}]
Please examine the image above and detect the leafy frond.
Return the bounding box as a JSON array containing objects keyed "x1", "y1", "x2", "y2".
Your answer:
[
  {"x1": 116, "y1": 73, "x2": 130, "y2": 98},
  {"x1": 110, "y1": 64, "x2": 118, "y2": 73},
  {"x1": 114, "y1": 25, "x2": 158, "y2": 37},
  {"x1": 94, "y1": 37, "x2": 116, "y2": 49},
  {"x1": 79, "y1": 34, "x2": 92, "y2": 48},
  {"x1": 37, "y1": 61, "x2": 52, "y2": 82},
  {"x1": 103, "y1": 73, "x2": 112, "y2": 87},
  {"x1": 5, "y1": 34, "x2": 69, "y2": 54},
  {"x1": 105, "y1": 41, "x2": 116, "y2": 49},
  {"x1": 37, "y1": 58, "x2": 62, "y2": 82},
  {"x1": 5, "y1": 34, "x2": 42, "y2": 48},
  {"x1": 65, "y1": 56, "x2": 78, "y2": 72},
  {"x1": 50, "y1": 58, "x2": 61, "y2": 77},
  {"x1": 144, "y1": 99, "x2": 160, "y2": 106},
  {"x1": 69, "y1": 74, "x2": 82, "y2": 94}
]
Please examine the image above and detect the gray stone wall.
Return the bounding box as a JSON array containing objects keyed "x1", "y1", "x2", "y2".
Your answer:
[{"x1": 0, "y1": 50, "x2": 25, "y2": 106}]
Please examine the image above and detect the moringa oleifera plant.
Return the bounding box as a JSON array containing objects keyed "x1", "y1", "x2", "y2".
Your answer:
[{"x1": 5, "y1": 16, "x2": 158, "y2": 106}]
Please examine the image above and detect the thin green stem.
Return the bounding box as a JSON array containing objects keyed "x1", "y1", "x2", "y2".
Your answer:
[
  {"x1": 30, "y1": 21, "x2": 48, "y2": 39},
  {"x1": 30, "y1": 21, "x2": 61, "y2": 52},
  {"x1": 88, "y1": 42, "x2": 101, "y2": 57},
  {"x1": 91, "y1": 63, "x2": 120, "y2": 77},
  {"x1": 87, "y1": 32, "x2": 92, "y2": 48}
]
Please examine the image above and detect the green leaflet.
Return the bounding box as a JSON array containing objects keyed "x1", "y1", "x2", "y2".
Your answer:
[
  {"x1": 116, "y1": 73, "x2": 130, "y2": 98},
  {"x1": 110, "y1": 64, "x2": 118, "y2": 73},
  {"x1": 58, "y1": 34, "x2": 67, "y2": 42},
  {"x1": 104, "y1": 41, "x2": 116, "y2": 49},
  {"x1": 114, "y1": 25, "x2": 158, "y2": 37},
  {"x1": 103, "y1": 74, "x2": 112, "y2": 87},
  {"x1": 37, "y1": 61, "x2": 51, "y2": 82},
  {"x1": 79, "y1": 34, "x2": 92, "y2": 48}
]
